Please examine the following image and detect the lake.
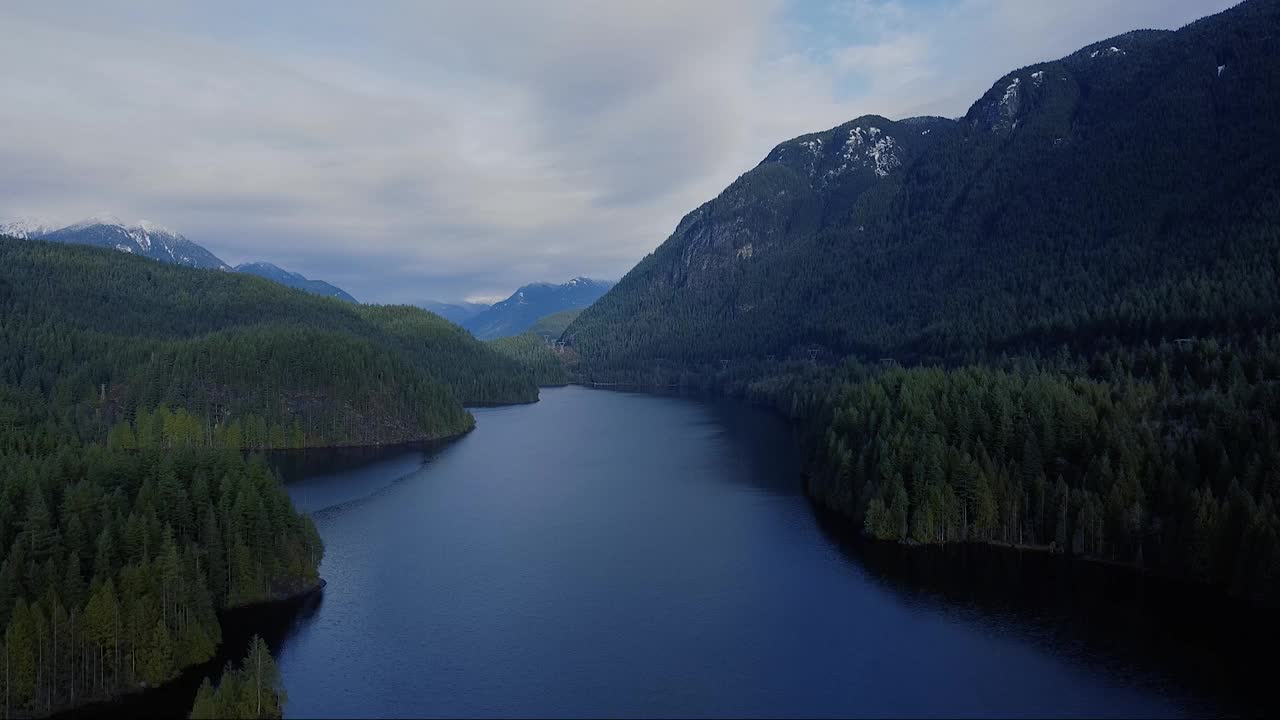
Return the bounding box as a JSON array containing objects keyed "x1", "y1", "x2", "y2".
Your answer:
[{"x1": 261, "y1": 385, "x2": 1247, "y2": 718}]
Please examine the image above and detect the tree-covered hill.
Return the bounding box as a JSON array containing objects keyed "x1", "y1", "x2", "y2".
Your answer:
[
  {"x1": 562, "y1": 0, "x2": 1280, "y2": 602},
  {"x1": 0, "y1": 238, "x2": 541, "y2": 449},
  {"x1": 528, "y1": 309, "x2": 582, "y2": 342},
  {"x1": 489, "y1": 333, "x2": 569, "y2": 387},
  {"x1": 0, "y1": 235, "x2": 551, "y2": 714}
]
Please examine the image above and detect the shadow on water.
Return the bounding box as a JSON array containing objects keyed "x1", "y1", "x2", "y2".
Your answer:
[
  {"x1": 811, "y1": 503, "x2": 1278, "y2": 718},
  {"x1": 53, "y1": 589, "x2": 324, "y2": 720}
]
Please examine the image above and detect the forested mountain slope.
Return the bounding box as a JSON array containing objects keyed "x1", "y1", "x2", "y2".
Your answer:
[
  {"x1": 566, "y1": 0, "x2": 1280, "y2": 373},
  {"x1": 0, "y1": 238, "x2": 539, "y2": 449},
  {"x1": 565, "y1": 0, "x2": 1280, "y2": 603}
]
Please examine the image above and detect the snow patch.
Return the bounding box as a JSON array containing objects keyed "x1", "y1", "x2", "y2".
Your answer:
[
  {"x1": 1218, "y1": 64, "x2": 1227, "y2": 77},
  {"x1": 1001, "y1": 77, "x2": 1021, "y2": 109},
  {"x1": 1091, "y1": 46, "x2": 1125, "y2": 59},
  {"x1": 0, "y1": 218, "x2": 53, "y2": 239},
  {"x1": 827, "y1": 125, "x2": 901, "y2": 179},
  {"x1": 1031, "y1": 70, "x2": 1045, "y2": 85}
]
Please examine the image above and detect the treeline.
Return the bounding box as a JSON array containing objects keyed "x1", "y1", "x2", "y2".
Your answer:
[
  {"x1": 0, "y1": 448, "x2": 322, "y2": 714},
  {"x1": 744, "y1": 333, "x2": 1280, "y2": 604},
  {"x1": 489, "y1": 333, "x2": 569, "y2": 387},
  {"x1": 190, "y1": 635, "x2": 285, "y2": 719},
  {"x1": 0, "y1": 239, "x2": 540, "y2": 449}
]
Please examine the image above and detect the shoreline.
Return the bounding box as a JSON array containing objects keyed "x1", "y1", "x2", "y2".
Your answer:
[
  {"x1": 574, "y1": 379, "x2": 1265, "y2": 607},
  {"x1": 49, "y1": 578, "x2": 327, "y2": 719}
]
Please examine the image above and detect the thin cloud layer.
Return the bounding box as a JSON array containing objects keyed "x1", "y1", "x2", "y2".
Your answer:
[{"x1": 0, "y1": 0, "x2": 1235, "y2": 303}]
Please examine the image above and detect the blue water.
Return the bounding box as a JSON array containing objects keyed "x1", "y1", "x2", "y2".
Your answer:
[{"x1": 276, "y1": 386, "x2": 1196, "y2": 718}]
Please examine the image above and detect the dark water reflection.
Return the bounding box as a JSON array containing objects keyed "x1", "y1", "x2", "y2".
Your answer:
[{"x1": 65, "y1": 386, "x2": 1270, "y2": 718}]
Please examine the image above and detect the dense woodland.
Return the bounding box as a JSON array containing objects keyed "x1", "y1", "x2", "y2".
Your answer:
[
  {"x1": 0, "y1": 238, "x2": 547, "y2": 714},
  {"x1": 0, "y1": 239, "x2": 542, "y2": 449},
  {"x1": 0, "y1": 448, "x2": 321, "y2": 715},
  {"x1": 489, "y1": 333, "x2": 569, "y2": 387},
  {"x1": 566, "y1": 0, "x2": 1280, "y2": 602}
]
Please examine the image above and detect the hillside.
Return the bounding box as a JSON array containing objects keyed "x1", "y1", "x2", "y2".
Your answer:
[
  {"x1": 564, "y1": 0, "x2": 1280, "y2": 602},
  {"x1": 529, "y1": 309, "x2": 582, "y2": 342},
  {"x1": 465, "y1": 278, "x2": 614, "y2": 340},
  {"x1": 0, "y1": 238, "x2": 540, "y2": 449},
  {"x1": 489, "y1": 333, "x2": 569, "y2": 386}
]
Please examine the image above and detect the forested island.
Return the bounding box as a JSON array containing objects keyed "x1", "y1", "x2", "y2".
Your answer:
[{"x1": 564, "y1": 0, "x2": 1280, "y2": 605}]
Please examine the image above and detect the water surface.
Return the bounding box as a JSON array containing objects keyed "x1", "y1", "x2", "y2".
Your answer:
[{"x1": 272, "y1": 386, "x2": 1224, "y2": 718}]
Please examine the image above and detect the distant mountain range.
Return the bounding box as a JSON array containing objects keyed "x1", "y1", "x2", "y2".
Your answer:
[
  {"x1": 1, "y1": 216, "x2": 356, "y2": 302},
  {"x1": 235, "y1": 262, "x2": 357, "y2": 302},
  {"x1": 419, "y1": 301, "x2": 492, "y2": 325},
  {"x1": 462, "y1": 278, "x2": 614, "y2": 340}
]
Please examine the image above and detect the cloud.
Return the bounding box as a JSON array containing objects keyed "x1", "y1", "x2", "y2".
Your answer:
[{"x1": 0, "y1": 0, "x2": 1238, "y2": 303}]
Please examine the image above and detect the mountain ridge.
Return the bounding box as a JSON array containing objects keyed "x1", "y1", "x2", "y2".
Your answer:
[
  {"x1": 464, "y1": 277, "x2": 614, "y2": 340},
  {"x1": 3, "y1": 216, "x2": 359, "y2": 303},
  {"x1": 564, "y1": 0, "x2": 1280, "y2": 374}
]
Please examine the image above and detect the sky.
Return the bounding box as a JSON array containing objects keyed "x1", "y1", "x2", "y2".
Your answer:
[{"x1": 0, "y1": 0, "x2": 1236, "y2": 305}]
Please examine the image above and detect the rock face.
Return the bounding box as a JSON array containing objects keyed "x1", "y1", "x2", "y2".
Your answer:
[
  {"x1": 564, "y1": 0, "x2": 1280, "y2": 375},
  {"x1": 655, "y1": 115, "x2": 953, "y2": 293}
]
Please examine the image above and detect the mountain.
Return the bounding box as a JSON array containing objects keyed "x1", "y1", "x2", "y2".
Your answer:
[
  {"x1": 40, "y1": 215, "x2": 232, "y2": 269},
  {"x1": 236, "y1": 261, "x2": 357, "y2": 302},
  {"x1": 566, "y1": 0, "x2": 1280, "y2": 376},
  {"x1": 5, "y1": 215, "x2": 361, "y2": 301},
  {"x1": 0, "y1": 217, "x2": 54, "y2": 239},
  {"x1": 465, "y1": 277, "x2": 615, "y2": 340},
  {"x1": 420, "y1": 300, "x2": 491, "y2": 325},
  {"x1": 561, "y1": 0, "x2": 1280, "y2": 601}
]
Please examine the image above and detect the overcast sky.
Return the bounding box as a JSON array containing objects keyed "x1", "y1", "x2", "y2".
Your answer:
[{"x1": 0, "y1": 0, "x2": 1235, "y2": 304}]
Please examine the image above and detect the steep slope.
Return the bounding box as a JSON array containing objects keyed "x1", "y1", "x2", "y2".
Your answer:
[
  {"x1": 465, "y1": 277, "x2": 615, "y2": 340},
  {"x1": 0, "y1": 238, "x2": 540, "y2": 447},
  {"x1": 236, "y1": 261, "x2": 358, "y2": 302},
  {"x1": 41, "y1": 216, "x2": 231, "y2": 270},
  {"x1": 566, "y1": 0, "x2": 1280, "y2": 377}
]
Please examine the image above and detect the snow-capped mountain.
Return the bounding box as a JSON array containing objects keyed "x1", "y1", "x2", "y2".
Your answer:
[
  {"x1": 4, "y1": 214, "x2": 357, "y2": 302},
  {"x1": 463, "y1": 277, "x2": 615, "y2": 340},
  {"x1": 39, "y1": 215, "x2": 231, "y2": 270},
  {"x1": 236, "y1": 262, "x2": 357, "y2": 302},
  {"x1": 0, "y1": 218, "x2": 55, "y2": 239}
]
